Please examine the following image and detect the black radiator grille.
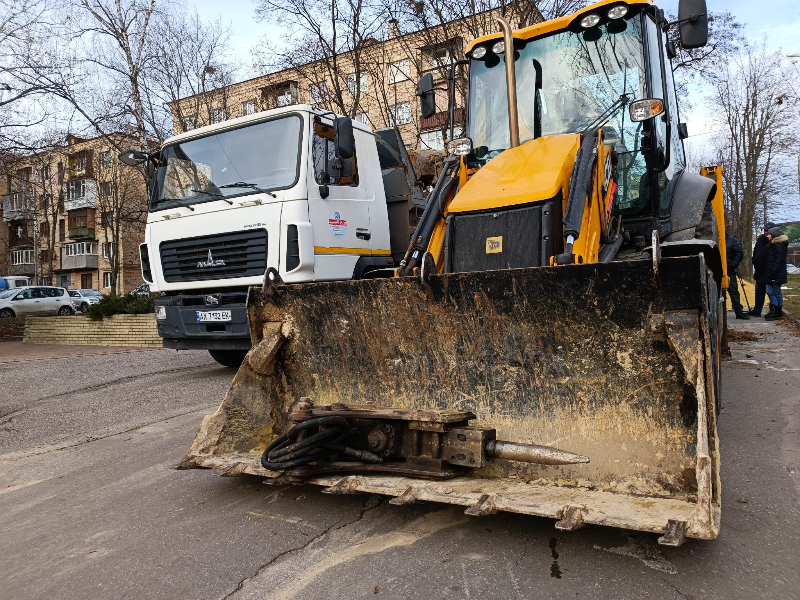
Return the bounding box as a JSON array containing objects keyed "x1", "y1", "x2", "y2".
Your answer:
[{"x1": 159, "y1": 230, "x2": 268, "y2": 282}]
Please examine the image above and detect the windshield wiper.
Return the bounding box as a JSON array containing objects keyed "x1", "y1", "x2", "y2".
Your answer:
[
  {"x1": 190, "y1": 188, "x2": 233, "y2": 205},
  {"x1": 218, "y1": 182, "x2": 277, "y2": 198},
  {"x1": 158, "y1": 198, "x2": 195, "y2": 211}
]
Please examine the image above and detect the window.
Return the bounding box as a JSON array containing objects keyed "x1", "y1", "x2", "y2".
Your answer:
[
  {"x1": 68, "y1": 208, "x2": 92, "y2": 230},
  {"x1": 388, "y1": 102, "x2": 411, "y2": 126},
  {"x1": 70, "y1": 154, "x2": 86, "y2": 172},
  {"x1": 59, "y1": 219, "x2": 65, "y2": 242},
  {"x1": 388, "y1": 59, "x2": 409, "y2": 84},
  {"x1": 39, "y1": 166, "x2": 49, "y2": 181},
  {"x1": 99, "y1": 151, "x2": 111, "y2": 169},
  {"x1": 11, "y1": 249, "x2": 34, "y2": 265},
  {"x1": 420, "y1": 129, "x2": 445, "y2": 151},
  {"x1": 354, "y1": 112, "x2": 369, "y2": 125},
  {"x1": 210, "y1": 108, "x2": 227, "y2": 124},
  {"x1": 182, "y1": 115, "x2": 197, "y2": 131},
  {"x1": 40, "y1": 220, "x2": 49, "y2": 240},
  {"x1": 241, "y1": 100, "x2": 257, "y2": 116},
  {"x1": 99, "y1": 181, "x2": 113, "y2": 198},
  {"x1": 103, "y1": 272, "x2": 112, "y2": 288},
  {"x1": 430, "y1": 47, "x2": 452, "y2": 70},
  {"x1": 347, "y1": 72, "x2": 368, "y2": 95},
  {"x1": 309, "y1": 82, "x2": 329, "y2": 104},
  {"x1": 102, "y1": 242, "x2": 114, "y2": 258},
  {"x1": 276, "y1": 89, "x2": 295, "y2": 107},
  {"x1": 66, "y1": 179, "x2": 86, "y2": 200},
  {"x1": 63, "y1": 242, "x2": 95, "y2": 256},
  {"x1": 102, "y1": 211, "x2": 113, "y2": 228},
  {"x1": 312, "y1": 121, "x2": 359, "y2": 186}
]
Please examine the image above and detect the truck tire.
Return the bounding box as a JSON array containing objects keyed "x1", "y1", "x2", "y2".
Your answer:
[
  {"x1": 706, "y1": 269, "x2": 722, "y2": 415},
  {"x1": 694, "y1": 201, "x2": 718, "y2": 241},
  {"x1": 209, "y1": 349, "x2": 248, "y2": 368}
]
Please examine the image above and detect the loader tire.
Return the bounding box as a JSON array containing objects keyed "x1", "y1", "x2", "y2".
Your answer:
[
  {"x1": 209, "y1": 349, "x2": 248, "y2": 368},
  {"x1": 694, "y1": 201, "x2": 718, "y2": 241},
  {"x1": 707, "y1": 269, "x2": 722, "y2": 415}
]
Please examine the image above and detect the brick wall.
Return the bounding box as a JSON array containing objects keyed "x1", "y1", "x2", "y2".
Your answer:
[{"x1": 24, "y1": 314, "x2": 162, "y2": 347}]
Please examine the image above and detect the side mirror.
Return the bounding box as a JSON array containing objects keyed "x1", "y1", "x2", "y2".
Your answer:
[
  {"x1": 677, "y1": 0, "x2": 708, "y2": 49},
  {"x1": 678, "y1": 122, "x2": 689, "y2": 139},
  {"x1": 418, "y1": 73, "x2": 436, "y2": 119},
  {"x1": 334, "y1": 116, "x2": 355, "y2": 159},
  {"x1": 629, "y1": 98, "x2": 665, "y2": 122},
  {"x1": 118, "y1": 149, "x2": 148, "y2": 166}
]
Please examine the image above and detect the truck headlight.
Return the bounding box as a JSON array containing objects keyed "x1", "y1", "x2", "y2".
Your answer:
[{"x1": 155, "y1": 305, "x2": 167, "y2": 320}]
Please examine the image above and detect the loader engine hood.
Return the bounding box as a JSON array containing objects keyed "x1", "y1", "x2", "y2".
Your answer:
[{"x1": 448, "y1": 134, "x2": 580, "y2": 214}]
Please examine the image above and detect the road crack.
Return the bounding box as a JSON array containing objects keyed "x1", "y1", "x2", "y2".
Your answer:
[{"x1": 223, "y1": 495, "x2": 383, "y2": 599}]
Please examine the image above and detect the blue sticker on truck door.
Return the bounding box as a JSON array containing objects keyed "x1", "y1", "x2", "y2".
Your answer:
[{"x1": 329, "y1": 211, "x2": 347, "y2": 238}]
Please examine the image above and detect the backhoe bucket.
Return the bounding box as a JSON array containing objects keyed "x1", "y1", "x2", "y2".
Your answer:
[{"x1": 183, "y1": 255, "x2": 721, "y2": 543}]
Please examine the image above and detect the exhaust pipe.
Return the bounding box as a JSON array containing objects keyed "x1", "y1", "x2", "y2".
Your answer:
[{"x1": 495, "y1": 16, "x2": 520, "y2": 148}]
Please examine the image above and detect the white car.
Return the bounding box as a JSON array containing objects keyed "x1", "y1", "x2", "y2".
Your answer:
[
  {"x1": 0, "y1": 286, "x2": 75, "y2": 318},
  {"x1": 69, "y1": 289, "x2": 103, "y2": 313}
]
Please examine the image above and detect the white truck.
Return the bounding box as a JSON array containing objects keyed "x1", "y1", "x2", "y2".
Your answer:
[{"x1": 120, "y1": 105, "x2": 423, "y2": 366}]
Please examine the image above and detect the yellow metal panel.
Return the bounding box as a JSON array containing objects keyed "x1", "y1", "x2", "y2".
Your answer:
[
  {"x1": 466, "y1": 0, "x2": 655, "y2": 52},
  {"x1": 448, "y1": 135, "x2": 579, "y2": 214},
  {"x1": 700, "y1": 166, "x2": 727, "y2": 289}
]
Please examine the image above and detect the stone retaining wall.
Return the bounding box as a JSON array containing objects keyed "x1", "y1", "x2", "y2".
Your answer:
[{"x1": 24, "y1": 314, "x2": 162, "y2": 348}]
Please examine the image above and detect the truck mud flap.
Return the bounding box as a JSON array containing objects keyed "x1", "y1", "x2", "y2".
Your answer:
[{"x1": 183, "y1": 256, "x2": 720, "y2": 543}]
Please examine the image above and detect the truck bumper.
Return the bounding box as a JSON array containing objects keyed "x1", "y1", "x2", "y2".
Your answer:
[{"x1": 156, "y1": 292, "x2": 252, "y2": 351}]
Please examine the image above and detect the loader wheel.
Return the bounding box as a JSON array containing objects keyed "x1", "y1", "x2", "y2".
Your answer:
[
  {"x1": 694, "y1": 201, "x2": 718, "y2": 241},
  {"x1": 208, "y1": 349, "x2": 248, "y2": 368}
]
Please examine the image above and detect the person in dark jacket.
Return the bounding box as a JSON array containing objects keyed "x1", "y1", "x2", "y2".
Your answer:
[
  {"x1": 764, "y1": 226, "x2": 789, "y2": 321},
  {"x1": 725, "y1": 232, "x2": 750, "y2": 319},
  {"x1": 749, "y1": 222, "x2": 775, "y2": 316}
]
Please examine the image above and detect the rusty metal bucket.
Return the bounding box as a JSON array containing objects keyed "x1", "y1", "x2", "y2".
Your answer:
[{"x1": 182, "y1": 256, "x2": 721, "y2": 544}]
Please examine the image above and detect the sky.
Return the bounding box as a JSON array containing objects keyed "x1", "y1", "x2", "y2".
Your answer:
[{"x1": 186, "y1": 0, "x2": 800, "y2": 220}]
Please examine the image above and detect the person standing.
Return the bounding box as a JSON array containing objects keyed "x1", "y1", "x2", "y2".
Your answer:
[
  {"x1": 749, "y1": 222, "x2": 774, "y2": 316},
  {"x1": 764, "y1": 226, "x2": 789, "y2": 321},
  {"x1": 725, "y1": 232, "x2": 750, "y2": 319}
]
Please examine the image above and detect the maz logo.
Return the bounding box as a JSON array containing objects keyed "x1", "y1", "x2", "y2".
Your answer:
[{"x1": 197, "y1": 249, "x2": 226, "y2": 268}]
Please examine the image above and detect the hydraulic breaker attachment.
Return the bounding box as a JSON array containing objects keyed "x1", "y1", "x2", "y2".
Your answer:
[
  {"x1": 259, "y1": 401, "x2": 589, "y2": 480},
  {"x1": 183, "y1": 255, "x2": 721, "y2": 543}
]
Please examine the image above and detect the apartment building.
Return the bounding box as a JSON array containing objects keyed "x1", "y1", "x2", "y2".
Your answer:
[
  {"x1": 169, "y1": 8, "x2": 542, "y2": 151},
  {"x1": 1, "y1": 133, "x2": 147, "y2": 293}
]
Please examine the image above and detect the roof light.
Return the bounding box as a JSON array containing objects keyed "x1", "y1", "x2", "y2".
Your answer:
[
  {"x1": 629, "y1": 98, "x2": 664, "y2": 122},
  {"x1": 492, "y1": 40, "x2": 505, "y2": 54},
  {"x1": 447, "y1": 137, "x2": 473, "y2": 156},
  {"x1": 607, "y1": 5, "x2": 628, "y2": 19},
  {"x1": 580, "y1": 13, "x2": 601, "y2": 28},
  {"x1": 472, "y1": 46, "x2": 487, "y2": 59}
]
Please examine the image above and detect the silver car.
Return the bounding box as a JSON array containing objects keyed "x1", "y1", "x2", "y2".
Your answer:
[
  {"x1": 0, "y1": 286, "x2": 75, "y2": 318},
  {"x1": 69, "y1": 289, "x2": 103, "y2": 313}
]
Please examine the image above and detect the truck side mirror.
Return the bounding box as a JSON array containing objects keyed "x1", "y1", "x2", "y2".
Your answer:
[
  {"x1": 677, "y1": 0, "x2": 708, "y2": 49},
  {"x1": 418, "y1": 73, "x2": 436, "y2": 119},
  {"x1": 678, "y1": 122, "x2": 689, "y2": 139},
  {"x1": 334, "y1": 116, "x2": 355, "y2": 159}
]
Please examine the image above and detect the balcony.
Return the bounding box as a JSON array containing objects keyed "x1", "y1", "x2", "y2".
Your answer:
[
  {"x1": 61, "y1": 252, "x2": 98, "y2": 270},
  {"x1": 420, "y1": 107, "x2": 465, "y2": 131},
  {"x1": 68, "y1": 226, "x2": 96, "y2": 240},
  {"x1": 64, "y1": 179, "x2": 97, "y2": 211},
  {"x1": 8, "y1": 248, "x2": 36, "y2": 275},
  {"x1": 8, "y1": 262, "x2": 36, "y2": 276},
  {"x1": 2, "y1": 190, "x2": 36, "y2": 223}
]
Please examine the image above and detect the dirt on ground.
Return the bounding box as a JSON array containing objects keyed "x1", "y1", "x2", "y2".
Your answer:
[{"x1": 727, "y1": 329, "x2": 760, "y2": 342}]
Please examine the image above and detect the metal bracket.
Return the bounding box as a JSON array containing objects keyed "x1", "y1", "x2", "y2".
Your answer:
[
  {"x1": 555, "y1": 505, "x2": 585, "y2": 531},
  {"x1": 389, "y1": 486, "x2": 422, "y2": 506},
  {"x1": 261, "y1": 267, "x2": 284, "y2": 299},
  {"x1": 464, "y1": 493, "x2": 500, "y2": 517},
  {"x1": 657, "y1": 519, "x2": 687, "y2": 547}
]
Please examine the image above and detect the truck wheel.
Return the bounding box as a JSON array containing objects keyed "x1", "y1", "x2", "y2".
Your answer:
[
  {"x1": 707, "y1": 269, "x2": 722, "y2": 415},
  {"x1": 209, "y1": 349, "x2": 248, "y2": 368},
  {"x1": 694, "y1": 201, "x2": 718, "y2": 241}
]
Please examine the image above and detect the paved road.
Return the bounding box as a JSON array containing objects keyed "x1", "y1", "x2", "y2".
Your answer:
[{"x1": 1, "y1": 318, "x2": 798, "y2": 600}]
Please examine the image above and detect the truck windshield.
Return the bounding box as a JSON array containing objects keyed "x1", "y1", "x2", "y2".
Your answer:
[
  {"x1": 468, "y1": 17, "x2": 645, "y2": 162},
  {"x1": 151, "y1": 114, "x2": 303, "y2": 212}
]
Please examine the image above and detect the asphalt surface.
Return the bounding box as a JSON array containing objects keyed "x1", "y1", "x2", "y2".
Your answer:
[{"x1": 1, "y1": 317, "x2": 798, "y2": 600}]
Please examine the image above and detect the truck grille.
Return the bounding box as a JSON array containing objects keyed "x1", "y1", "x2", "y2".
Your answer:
[{"x1": 159, "y1": 230, "x2": 268, "y2": 283}]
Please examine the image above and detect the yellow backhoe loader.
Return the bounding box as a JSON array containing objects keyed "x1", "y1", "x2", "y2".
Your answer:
[{"x1": 182, "y1": 0, "x2": 727, "y2": 545}]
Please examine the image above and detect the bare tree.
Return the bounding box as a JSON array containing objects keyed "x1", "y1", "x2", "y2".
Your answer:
[{"x1": 709, "y1": 43, "x2": 799, "y2": 279}]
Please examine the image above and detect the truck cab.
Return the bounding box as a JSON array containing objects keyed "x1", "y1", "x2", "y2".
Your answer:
[{"x1": 130, "y1": 106, "x2": 420, "y2": 365}]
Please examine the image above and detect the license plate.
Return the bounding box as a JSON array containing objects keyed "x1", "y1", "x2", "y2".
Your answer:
[{"x1": 196, "y1": 310, "x2": 232, "y2": 323}]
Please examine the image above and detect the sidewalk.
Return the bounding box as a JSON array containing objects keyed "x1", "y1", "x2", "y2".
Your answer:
[{"x1": 0, "y1": 341, "x2": 159, "y2": 364}]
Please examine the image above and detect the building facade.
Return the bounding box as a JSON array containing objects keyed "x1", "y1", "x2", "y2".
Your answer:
[
  {"x1": 169, "y1": 8, "x2": 542, "y2": 151},
  {"x1": 2, "y1": 134, "x2": 147, "y2": 293}
]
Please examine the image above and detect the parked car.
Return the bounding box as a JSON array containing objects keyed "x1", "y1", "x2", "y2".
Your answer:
[
  {"x1": 69, "y1": 289, "x2": 103, "y2": 313},
  {"x1": 0, "y1": 286, "x2": 75, "y2": 318}
]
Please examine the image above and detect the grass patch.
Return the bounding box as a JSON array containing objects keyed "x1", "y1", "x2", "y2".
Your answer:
[
  {"x1": 86, "y1": 293, "x2": 155, "y2": 321},
  {"x1": 783, "y1": 273, "x2": 800, "y2": 318}
]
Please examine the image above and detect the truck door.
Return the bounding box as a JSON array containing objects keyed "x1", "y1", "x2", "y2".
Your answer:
[{"x1": 306, "y1": 119, "x2": 372, "y2": 280}]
